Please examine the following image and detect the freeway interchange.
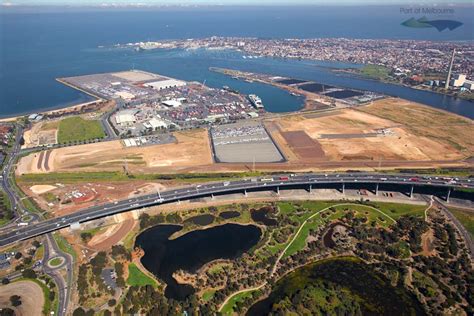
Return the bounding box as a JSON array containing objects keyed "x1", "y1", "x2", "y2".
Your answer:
[{"x1": 1, "y1": 172, "x2": 473, "y2": 248}]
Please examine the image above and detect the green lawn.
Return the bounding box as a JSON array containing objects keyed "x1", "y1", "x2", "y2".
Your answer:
[
  {"x1": 127, "y1": 263, "x2": 157, "y2": 287},
  {"x1": 201, "y1": 289, "x2": 216, "y2": 302},
  {"x1": 283, "y1": 202, "x2": 425, "y2": 258},
  {"x1": 220, "y1": 288, "x2": 256, "y2": 315},
  {"x1": 449, "y1": 208, "x2": 474, "y2": 239},
  {"x1": 359, "y1": 64, "x2": 391, "y2": 80},
  {"x1": 52, "y1": 233, "x2": 77, "y2": 261},
  {"x1": 57, "y1": 117, "x2": 105, "y2": 144},
  {"x1": 48, "y1": 257, "x2": 63, "y2": 267}
]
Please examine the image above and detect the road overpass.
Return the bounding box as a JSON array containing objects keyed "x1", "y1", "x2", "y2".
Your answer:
[{"x1": 1, "y1": 173, "x2": 473, "y2": 247}]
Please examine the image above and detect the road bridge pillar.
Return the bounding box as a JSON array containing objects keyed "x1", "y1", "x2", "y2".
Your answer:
[
  {"x1": 244, "y1": 189, "x2": 248, "y2": 197},
  {"x1": 375, "y1": 183, "x2": 379, "y2": 196},
  {"x1": 342, "y1": 183, "x2": 345, "y2": 194},
  {"x1": 410, "y1": 185, "x2": 414, "y2": 198},
  {"x1": 276, "y1": 186, "x2": 280, "y2": 195},
  {"x1": 446, "y1": 188, "x2": 451, "y2": 203},
  {"x1": 309, "y1": 184, "x2": 312, "y2": 194},
  {"x1": 211, "y1": 194, "x2": 215, "y2": 200}
]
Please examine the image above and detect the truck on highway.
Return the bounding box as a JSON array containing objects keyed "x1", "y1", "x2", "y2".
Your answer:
[
  {"x1": 17, "y1": 222, "x2": 28, "y2": 226},
  {"x1": 279, "y1": 176, "x2": 289, "y2": 181},
  {"x1": 260, "y1": 178, "x2": 274, "y2": 182}
]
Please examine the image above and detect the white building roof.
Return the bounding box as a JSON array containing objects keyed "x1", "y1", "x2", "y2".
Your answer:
[
  {"x1": 115, "y1": 110, "x2": 137, "y2": 125},
  {"x1": 148, "y1": 118, "x2": 168, "y2": 129},
  {"x1": 144, "y1": 79, "x2": 186, "y2": 91}
]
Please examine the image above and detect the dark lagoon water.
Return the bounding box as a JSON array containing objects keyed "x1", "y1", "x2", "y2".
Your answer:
[
  {"x1": 136, "y1": 223, "x2": 261, "y2": 300},
  {"x1": 1, "y1": 6, "x2": 473, "y2": 118},
  {"x1": 250, "y1": 207, "x2": 278, "y2": 226},
  {"x1": 247, "y1": 257, "x2": 425, "y2": 315},
  {"x1": 219, "y1": 211, "x2": 241, "y2": 219},
  {"x1": 184, "y1": 214, "x2": 215, "y2": 226}
]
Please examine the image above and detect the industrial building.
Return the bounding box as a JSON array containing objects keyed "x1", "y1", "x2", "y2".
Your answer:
[
  {"x1": 451, "y1": 74, "x2": 467, "y2": 87},
  {"x1": 115, "y1": 110, "x2": 138, "y2": 125},
  {"x1": 144, "y1": 79, "x2": 186, "y2": 91}
]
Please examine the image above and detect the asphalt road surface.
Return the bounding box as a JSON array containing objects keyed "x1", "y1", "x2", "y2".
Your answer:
[{"x1": 0, "y1": 173, "x2": 472, "y2": 247}]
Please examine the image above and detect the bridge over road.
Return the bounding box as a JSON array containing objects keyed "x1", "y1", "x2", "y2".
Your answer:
[{"x1": 1, "y1": 173, "x2": 473, "y2": 248}]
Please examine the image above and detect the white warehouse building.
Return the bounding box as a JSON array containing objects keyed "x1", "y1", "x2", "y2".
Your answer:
[
  {"x1": 144, "y1": 79, "x2": 186, "y2": 91},
  {"x1": 115, "y1": 110, "x2": 137, "y2": 125}
]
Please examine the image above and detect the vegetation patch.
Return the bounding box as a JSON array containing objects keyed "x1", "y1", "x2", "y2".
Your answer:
[
  {"x1": 127, "y1": 263, "x2": 157, "y2": 287},
  {"x1": 57, "y1": 117, "x2": 105, "y2": 144},
  {"x1": 449, "y1": 208, "x2": 474, "y2": 238}
]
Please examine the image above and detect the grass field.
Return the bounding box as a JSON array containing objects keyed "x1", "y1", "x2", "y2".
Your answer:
[
  {"x1": 202, "y1": 289, "x2": 216, "y2": 302},
  {"x1": 449, "y1": 208, "x2": 474, "y2": 239},
  {"x1": 127, "y1": 263, "x2": 157, "y2": 287},
  {"x1": 359, "y1": 64, "x2": 391, "y2": 80},
  {"x1": 17, "y1": 171, "x2": 267, "y2": 184},
  {"x1": 57, "y1": 117, "x2": 105, "y2": 144},
  {"x1": 220, "y1": 288, "x2": 257, "y2": 315},
  {"x1": 282, "y1": 202, "x2": 425, "y2": 258},
  {"x1": 48, "y1": 257, "x2": 63, "y2": 267},
  {"x1": 52, "y1": 233, "x2": 76, "y2": 261}
]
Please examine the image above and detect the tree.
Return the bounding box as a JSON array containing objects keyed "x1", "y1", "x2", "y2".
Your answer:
[
  {"x1": 32, "y1": 240, "x2": 41, "y2": 248},
  {"x1": 108, "y1": 299, "x2": 116, "y2": 307},
  {"x1": 9, "y1": 295, "x2": 21, "y2": 307},
  {"x1": 14, "y1": 252, "x2": 22, "y2": 260},
  {"x1": 21, "y1": 269, "x2": 37, "y2": 279},
  {"x1": 1, "y1": 278, "x2": 9, "y2": 285},
  {"x1": 72, "y1": 308, "x2": 86, "y2": 316},
  {"x1": 80, "y1": 232, "x2": 93, "y2": 243}
]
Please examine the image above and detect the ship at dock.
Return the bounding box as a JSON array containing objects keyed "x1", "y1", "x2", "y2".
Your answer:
[{"x1": 248, "y1": 94, "x2": 264, "y2": 109}]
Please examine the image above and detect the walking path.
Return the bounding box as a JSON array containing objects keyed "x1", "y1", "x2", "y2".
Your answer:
[{"x1": 219, "y1": 202, "x2": 397, "y2": 312}]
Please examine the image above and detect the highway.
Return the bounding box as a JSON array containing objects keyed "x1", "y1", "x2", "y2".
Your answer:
[{"x1": 1, "y1": 173, "x2": 472, "y2": 247}]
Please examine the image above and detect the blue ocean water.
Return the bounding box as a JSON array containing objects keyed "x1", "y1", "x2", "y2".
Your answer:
[{"x1": 0, "y1": 6, "x2": 473, "y2": 117}]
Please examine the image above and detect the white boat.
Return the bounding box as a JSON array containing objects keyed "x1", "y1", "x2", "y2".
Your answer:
[{"x1": 248, "y1": 94, "x2": 264, "y2": 109}]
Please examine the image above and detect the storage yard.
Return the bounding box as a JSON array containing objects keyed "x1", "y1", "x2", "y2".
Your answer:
[
  {"x1": 211, "y1": 122, "x2": 284, "y2": 163},
  {"x1": 60, "y1": 70, "x2": 260, "y2": 137},
  {"x1": 15, "y1": 98, "x2": 473, "y2": 182}
]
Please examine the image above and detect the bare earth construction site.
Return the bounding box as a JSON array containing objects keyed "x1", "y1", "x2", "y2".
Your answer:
[
  {"x1": 14, "y1": 69, "x2": 474, "y2": 216},
  {"x1": 17, "y1": 99, "x2": 473, "y2": 176}
]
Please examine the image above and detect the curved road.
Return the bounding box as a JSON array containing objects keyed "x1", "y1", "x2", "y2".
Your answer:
[{"x1": 0, "y1": 172, "x2": 472, "y2": 247}]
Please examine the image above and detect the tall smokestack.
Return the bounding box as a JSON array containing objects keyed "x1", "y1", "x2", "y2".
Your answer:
[{"x1": 445, "y1": 48, "x2": 456, "y2": 89}]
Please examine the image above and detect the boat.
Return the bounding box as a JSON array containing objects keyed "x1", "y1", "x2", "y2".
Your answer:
[
  {"x1": 223, "y1": 86, "x2": 239, "y2": 94},
  {"x1": 248, "y1": 94, "x2": 264, "y2": 109}
]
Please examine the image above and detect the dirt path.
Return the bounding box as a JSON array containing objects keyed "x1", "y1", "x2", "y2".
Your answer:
[{"x1": 89, "y1": 218, "x2": 135, "y2": 251}]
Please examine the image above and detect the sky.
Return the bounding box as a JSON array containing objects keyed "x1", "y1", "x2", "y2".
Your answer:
[{"x1": 2, "y1": 0, "x2": 473, "y2": 5}]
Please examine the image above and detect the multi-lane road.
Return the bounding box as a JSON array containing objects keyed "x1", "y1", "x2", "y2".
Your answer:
[{"x1": 1, "y1": 173, "x2": 472, "y2": 247}]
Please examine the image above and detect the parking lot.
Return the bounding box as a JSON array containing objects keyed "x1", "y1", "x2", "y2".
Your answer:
[{"x1": 211, "y1": 121, "x2": 284, "y2": 163}]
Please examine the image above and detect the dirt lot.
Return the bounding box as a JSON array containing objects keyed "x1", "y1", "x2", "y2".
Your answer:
[
  {"x1": 280, "y1": 131, "x2": 326, "y2": 160},
  {"x1": 358, "y1": 98, "x2": 474, "y2": 157},
  {"x1": 0, "y1": 280, "x2": 44, "y2": 316},
  {"x1": 22, "y1": 120, "x2": 58, "y2": 148},
  {"x1": 20, "y1": 181, "x2": 168, "y2": 217},
  {"x1": 17, "y1": 129, "x2": 213, "y2": 175},
  {"x1": 88, "y1": 214, "x2": 136, "y2": 251},
  {"x1": 266, "y1": 98, "x2": 472, "y2": 162}
]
